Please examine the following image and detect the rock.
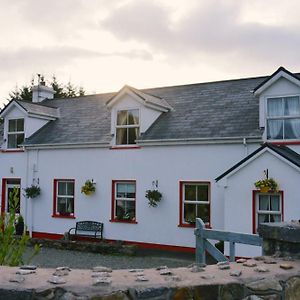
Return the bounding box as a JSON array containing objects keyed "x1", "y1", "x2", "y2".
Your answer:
[
  {"x1": 190, "y1": 265, "x2": 205, "y2": 272},
  {"x1": 254, "y1": 266, "x2": 269, "y2": 273},
  {"x1": 53, "y1": 269, "x2": 69, "y2": 276},
  {"x1": 165, "y1": 275, "x2": 181, "y2": 282},
  {"x1": 217, "y1": 261, "x2": 229, "y2": 266},
  {"x1": 92, "y1": 277, "x2": 112, "y2": 285},
  {"x1": 218, "y1": 264, "x2": 230, "y2": 270},
  {"x1": 254, "y1": 256, "x2": 266, "y2": 261},
  {"x1": 129, "y1": 269, "x2": 144, "y2": 273},
  {"x1": 187, "y1": 262, "x2": 206, "y2": 268},
  {"x1": 135, "y1": 276, "x2": 149, "y2": 282},
  {"x1": 201, "y1": 274, "x2": 215, "y2": 280},
  {"x1": 92, "y1": 266, "x2": 112, "y2": 273},
  {"x1": 20, "y1": 265, "x2": 37, "y2": 270},
  {"x1": 230, "y1": 270, "x2": 242, "y2": 277},
  {"x1": 264, "y1": 259, "x2": 277, "y2": 264},
  {"x1": 16, "y1": 270, "x2": 36, "y2": 275},
  {"x1": 242, "y1": 296, "x2": 264, "y2": 300},
  {"x1": 246, "y1": 278, "x2": 282, "y2": 292},
  {"x1": 156, "y1": 265, "x2": 168, "y2": 270},
  {"x1": 285, "y1": 277, "x2": 300, "y2": 300},
  {"x1": 91, "y1": 272, "x2": 111, "y2": 278},
  {"x1": 236, "y1": 258, "x2": 247, "y2": 263},
  {"x1": 9, "y1": 275, "x2": 25, "y2": 283},
  {"x1": 56, "y1": 266, "x2": 71, "y2": 271},
  {"x1": 159, "y1": 269, "x2": 172, "y2": 275},
  {"x1": 135, "y1": 272, "x2": 144, "y2": 277},
  {"x1": 48, "y1": 276, "x2": 66, "y2": 284},
  {"x1": 243, "y1": 261, "x2": 257, "y2": 267},
  {"x1": 280, "y1": 263, "x2": 294, "y2": 270}
]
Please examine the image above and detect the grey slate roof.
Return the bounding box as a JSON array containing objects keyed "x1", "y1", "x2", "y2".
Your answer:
[
  {"x1": 3, "y1": 72, "x2": 300, "y2": 146},
  {"x1": 16, "y1": 100, "x2": 59, "y2": 118}
]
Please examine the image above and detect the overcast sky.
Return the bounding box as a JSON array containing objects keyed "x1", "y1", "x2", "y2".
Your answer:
[{"x1": 1, "y1": 0, "x2": 300, "y2": 107}]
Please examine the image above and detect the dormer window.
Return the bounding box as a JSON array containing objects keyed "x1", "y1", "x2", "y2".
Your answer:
[
  {"x1": 116, "y1": 109, "x2": 139, "y2": 145},
  {"x1": 7, "y1": 118, "x2": 24, "y2": 148},
  {"x1": 267, "y1": 96, "x2": 300, "y2": 140}
]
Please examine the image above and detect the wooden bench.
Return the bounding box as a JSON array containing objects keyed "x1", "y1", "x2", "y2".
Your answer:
[{"x1": 68, "y1": 221, "x2": 103, "y2": 240}]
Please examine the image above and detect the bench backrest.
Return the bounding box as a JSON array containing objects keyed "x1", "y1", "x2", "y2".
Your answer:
[{"x1": 75, "y1": 221, "x2": 103, "y2": 232}]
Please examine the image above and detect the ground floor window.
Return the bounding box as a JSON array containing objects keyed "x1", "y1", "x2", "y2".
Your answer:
[
  {"x1": 53, "y1": 179, "x2": 75, "y2": 217},
  {"x1": 112, "y1": 180, "x2": 136, "y2": 222},
  {"x1": 253, "y1": 191, "x2": 283, "y2": 233},
  {"x1": 180, "y1": 181, "x2": 210, "y2": 227}
]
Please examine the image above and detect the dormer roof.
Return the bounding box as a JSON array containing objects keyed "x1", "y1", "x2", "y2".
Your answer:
[{"x1": 106, "y1": 85, "x2": 172, "y2": 112}]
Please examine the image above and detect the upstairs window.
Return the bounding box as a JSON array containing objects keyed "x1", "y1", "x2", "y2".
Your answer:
[
  {"x1": 267, "y1": 96, "x2": 300, "y2": 140},
  {"x1": 7, "y1": 118, "x2": 24, "y2": 148},
  {"x1": 116, "y1": 109, "x2": 139, "y2": 145}
]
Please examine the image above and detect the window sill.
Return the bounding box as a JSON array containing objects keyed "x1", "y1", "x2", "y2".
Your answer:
[
  {"x1": 178, "y1": 223, "x2": 211, "y2": 229},
  {"x1": 52, "y1": 214, "x2": 76, "y2": 219},
  {"x1": 110, "y1": 219, "x2": 138, "y2": 224},
  {"x1": 1, "y1": 149, "x2": 24, "y2": 153},
  {"x1": 269, "y1": 140, "x2": 300, "y2": 145},
  {"x1": 110, "y1": 146, "x2": 141, "y2": 150}
]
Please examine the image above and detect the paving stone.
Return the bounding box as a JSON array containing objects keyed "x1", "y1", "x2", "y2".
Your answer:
[
  {"x1": 48, "y1": 276, "x2": 67, "y2": 284},
  {"x1": 230, "y1": 270, "x2": 242, "y2": 277},
  {"x1": 187, "y1": 262, "x2": 206, "y2": 268},
  {"x1": 159, "y1": 269, "x2": 172, "y2": 275},
  {"x1": 280, "y1": 263, "x2": 294, "y2": 270},
  {"x1": 156, "y1": 265, "x2": 168, "y2": 270},
  {"x1": 16, "y1": 270, "x2": 36, "y2": 275},
  {"x1": 254, "y1": 256, "x2": 266, "y2": 261},
  {"x1": 217, "y1": 261, "x2": 229, "y2": 266},
  {"x1": 92, "y1": 266, "x2": 112, "y2": 273},
  {"x1": 236, "y1": 258, "x2": 247, "y2": 263},
  {"x1": 9, "y1": 275, "x2": 25, "y2": 283},
  {"x1": 254, "y1": 266, "x2": 269, "y2": 273},
  {"x1": 135, "y1": 276, "x2": 149, "y2": 282},
  {"x1": 246, "y1": 278, "x2": 282, "y2": 292},
  {"x1": 56, "y1": 266, "x2": 71, "y2": 271},
  {"x1": 165, "y1": 275, "x2": 181, "y2": 282},
  {"x1": 20, "y1": 265, "x2": 37, "y2": 270},
  {"x1": 53, "y1": 269, "x2": 70, "y2": 276},
  {"x1": 200, "y1": 274, "x2": 215, "y2": 280},
  {"x1": 91, "y1": 272, "x2": 111, "y2": 278},
  {"x1": 92, "y1": 277, "x2": 112, "y2": 285},
  {"x1": 264, "y1": 259, "x2": 277, "y2": 264},
  {"x1": 190, "y1": 265, "x2": 205, "y2": 272},
  {"x1": 129, "y1": 269, "x2": 144, "y2": 273},
  {"x1": 218, "y1": 264, "x2": 231, "y2": 270},
  {"x1": 243, "y1": 261, "x2": 257, "y2": 267}
]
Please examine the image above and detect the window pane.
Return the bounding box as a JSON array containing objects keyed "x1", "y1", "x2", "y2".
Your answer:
[
  {"x1": 7, "y1": 135, "x2": 17, "y2": 149},
  {"x1": 116, "y1": 200, "x2": 135, "y2": 220},
  {"x1": 185, "y1": 185, "x2": 196, "y2": 201},
  {"x1": 184, "y1": 203, "x2": 196, "y2": 223},
  {"x1": 197, "y1": 185, "x2": 209, "y2": 202},
  {"x1": 128, "y1": 127, "x2": 138, "y2": 144},
  {"x1": 267, "y1": 119, "x2": 283, "y2": 139},
  {"x1": 16, "y1": 119, "x2": 24, "y2": 131},
  {"x1": 270, "y1": 196, "x2": 280, "y2": 211},
  {"x1": 126, "y1": 183, "x2": 136, "y2": 198},
  {"x1": 128, "y1": 109, "x2": 139, "y2": 125},
  {"x1": 66, "y1": 182, "x2": 74, "y2": 196},
  {"x1": 7, "y1": 187, "x2": 20, "y2": 213},
  {"x1": 284, "y1": 119, "x2": 300, "y2": 139},
  {"x1": 258, "y1": 214, "x2": 269, "y2": 224},
  {"x1": 58, "y1": 182, "x2": 67, "y2": 195},
  {"x1": 272, "y1": 215, "x2": 281, "y2": 222},
  {"x1": 8, "y1": 119, "x2": 16, "y2": 132},
  {"x1": 116, "y1": 183, "x2": 127, "y2": 198},
  {"x1": 196, "y1": 203, "x2": 210, "y2": 223},
  {"x1": 57, "y1": 197, "x2": 74, "y2": 214},
  {"x1": 268, "y1": 98, "x2": 283, "y2": 117},
  {"x1": 284, "y1": 96, "x2": 300, "y2": 116},
  {"x1": 117, "y1": 111, "x2": 127, "y2": 125},
  {"x1": 259, "y1": 195, "x2": 269, "y2": 210},
  {"x1": 116, "y1": 128, "x2": 127, "y2": 145},
  {"x1": 16, "y1": 134, "x2": 24, "y2": 146}
]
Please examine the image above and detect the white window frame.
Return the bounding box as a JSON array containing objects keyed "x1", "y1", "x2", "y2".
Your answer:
[
  {"x1": 7, "y1": 118, "x2": 25, "y2": 149},
  {"x1": 266, "y1": 95, "x2": 300, "y2": 140},
  {"x1": 115, "y1": 108, "x2": 140, "y2": 145},
  {"x1": 55, "y1": 180, "x2": 75, "y2": 216}
]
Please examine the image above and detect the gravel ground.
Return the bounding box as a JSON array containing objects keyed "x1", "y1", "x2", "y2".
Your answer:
[{"x1": 23, "y1": 247, "x2": 195, "y2": 270}]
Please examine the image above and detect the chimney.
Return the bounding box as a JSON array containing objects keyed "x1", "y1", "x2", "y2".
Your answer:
[{"x1": 32, "y1": 76, "x2": 55, "y2": 103}]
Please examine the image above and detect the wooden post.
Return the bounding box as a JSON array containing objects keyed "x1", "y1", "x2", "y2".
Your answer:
[
  {"x1": 229, "y1": 241, "x2": 235, "y2": 262},
  {"x1": 195, "y1": 218, "x2": 206, "y2": 264}
]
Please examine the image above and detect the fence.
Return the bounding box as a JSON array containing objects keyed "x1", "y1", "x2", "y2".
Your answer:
[{"x1": 194, "y1": 218, "x2": 262, "y2": 264}]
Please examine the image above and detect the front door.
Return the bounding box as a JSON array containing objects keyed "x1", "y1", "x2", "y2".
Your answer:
[{"x1": 1, "y1": 179, "x2": 21, "y2": 214}]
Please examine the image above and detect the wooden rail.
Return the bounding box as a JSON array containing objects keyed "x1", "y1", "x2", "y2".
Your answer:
[{"x1": 194, "y1": 218, "x2": 262, "y2": 264}]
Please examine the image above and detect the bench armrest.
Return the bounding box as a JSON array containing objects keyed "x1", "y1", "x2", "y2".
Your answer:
[{"x1": 68, "y1": 227, "x2": 76, "y2": 235}]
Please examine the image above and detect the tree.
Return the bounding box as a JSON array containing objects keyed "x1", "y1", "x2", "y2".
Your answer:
[{"x1": 7, "y1": 76, "x2": 86, "y2": 102}]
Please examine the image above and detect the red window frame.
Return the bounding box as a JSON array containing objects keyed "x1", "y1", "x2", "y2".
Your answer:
[
  {"x1": 52, "y1": 179, "x2": 75, "y2": 219},
  {"x1": 252, "y1": 190, "x2": 284, "y2": 233},
  {"x1": 111, "y1": 180, "x2": 137, "y2": 224},
  {"x1": 179, "y1": 181, "x2": 211, "y2": 228}
]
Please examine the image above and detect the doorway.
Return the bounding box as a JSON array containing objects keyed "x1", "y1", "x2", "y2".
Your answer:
[{"x1": 1, "y1": 178, "x2": 21, "y2": 214}]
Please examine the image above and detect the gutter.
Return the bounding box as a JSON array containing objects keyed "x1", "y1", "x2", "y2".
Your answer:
[{"x1": 24, "y1": 141, "x2": 110, "y2": 150}]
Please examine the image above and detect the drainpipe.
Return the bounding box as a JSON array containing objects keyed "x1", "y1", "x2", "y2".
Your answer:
[{"x1": 243, "y1": 137, "x2": 248, "y2": 156}]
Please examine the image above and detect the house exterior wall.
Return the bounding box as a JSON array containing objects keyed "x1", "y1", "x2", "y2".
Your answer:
[
  {"x1": 19, "y1": 142, "x2": 258, "y2": 249},
  {"x1": 223, "y1": 151, "x2": 300, "y2": 257}
]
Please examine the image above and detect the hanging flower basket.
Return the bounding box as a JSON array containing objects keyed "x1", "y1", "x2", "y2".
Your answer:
[
  {"x1": 254, "y1": 178, "x2": 279, "y2": 193},
  {"x1": 24, "y1": 185, "x2": 41, "y2": 199},
  {"x1": 145, "y1": 189, "x2": 162, "y2": 207},
  {"x1": 81, "y1": 179, "x2": 96, "y2": 196}
]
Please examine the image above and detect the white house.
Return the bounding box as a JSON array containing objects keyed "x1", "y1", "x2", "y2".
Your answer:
[{"x1": 1, "y1": 67, "x2": 300, "y2": 257}]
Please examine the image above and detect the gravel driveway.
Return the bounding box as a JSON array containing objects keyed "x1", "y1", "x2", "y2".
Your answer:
[{"x1": 24, "y1": 247, "x2": 195, "y2": 270}]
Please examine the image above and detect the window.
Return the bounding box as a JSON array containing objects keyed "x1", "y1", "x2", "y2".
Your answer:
[
  {"x1": 1, "y1": 179, "x2": 21, "y2": 214},
  {"x1": 253, "y1": 192, "x2": 283, "y2": 233},
  {"x1": 267, "y1": 96, "x2": 300, "y2": 140},
  {"x1": 112, "y1": 181, "x2": 136, "y2": 222},
  {"x1": 116, "y1": 109, "x2": 139, "y2": 145},
  {"x1": 180, "y1": 182, "x2": 210, "y2": 227},
  {"x1": 7, "y1": 118, "x2": 25, "y2": 148},
  {"x1": 53, "y1": 179, "x2": 75, "y2": 217}
]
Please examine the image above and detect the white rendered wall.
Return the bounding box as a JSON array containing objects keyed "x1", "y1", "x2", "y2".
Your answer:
[{"x1": 223, "y1": 150, "x2": 300, "y2": 257}]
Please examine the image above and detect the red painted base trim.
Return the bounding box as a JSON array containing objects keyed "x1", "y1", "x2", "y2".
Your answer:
[
  {"x1": 31, "y1": 231, "x2": 195, "y2": 253},
  {"x1": 0, "y1": 149, "x2": 24, "y2": 153},
  {"x1": 271, "y1": 141, "x2": 300, "y2": 145}
]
